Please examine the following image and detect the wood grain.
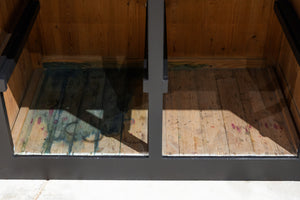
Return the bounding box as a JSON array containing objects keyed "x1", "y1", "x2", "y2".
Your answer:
[
  {"x1": 14, "y1": 63, "x2": 148, "y2": 156},
  {"x1": 163, "y1": 67, "x2": 299, "y2": 156},
  {"x1": 37, "y1": 0, "x2": 146, "y2": 58},
  {"x1": 166, "y1": 0, "x2": 275, "y2": 58},
  {"x1": 195, "y1": 70, "x2": 229, "y2": 155}
]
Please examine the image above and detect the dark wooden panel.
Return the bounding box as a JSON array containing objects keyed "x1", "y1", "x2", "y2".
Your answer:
[{"x1": 37, "y1": 0, "x2": 147, "y2": 58}]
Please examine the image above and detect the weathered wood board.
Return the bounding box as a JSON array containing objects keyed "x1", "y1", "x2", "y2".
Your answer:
[{"x1": 163, "y1": 66, "x2": 299, "y2": 156}]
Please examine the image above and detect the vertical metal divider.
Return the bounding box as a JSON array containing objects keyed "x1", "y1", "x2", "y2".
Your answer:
[
  {"x1": 0, "y1": 93, "x2": 14, "y2": 159},
  {"x1": 146, "y1": 0, "x2": 165, "y2": 159}
]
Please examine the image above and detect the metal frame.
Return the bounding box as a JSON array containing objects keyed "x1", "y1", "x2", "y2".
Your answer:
[{"x1": 1, "y1": 0, "x2": 300, "y2": 180}]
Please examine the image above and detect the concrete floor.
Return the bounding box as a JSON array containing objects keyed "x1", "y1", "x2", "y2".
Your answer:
[{"x1": 0, "y1": 180, "x2": 299, "y2": 200}]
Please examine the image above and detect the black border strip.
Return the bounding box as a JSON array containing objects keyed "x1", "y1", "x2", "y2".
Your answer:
[
  {"x1": 0, "y1": 0, "x2": 40, "y2": 92},
  {"x1": 163, "y1": 1, "x2": 168, "y2": 81},
  {"x1": 144, "y1": 1, "x2": 148, "y2": 81},
  {"x1": 274, "y1": 0, "x2": 300, "y2": 66}
]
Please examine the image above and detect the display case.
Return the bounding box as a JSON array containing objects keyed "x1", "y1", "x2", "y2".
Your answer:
[{"x1": 0, "y1": 0, "x2": 300, "y2": 180}]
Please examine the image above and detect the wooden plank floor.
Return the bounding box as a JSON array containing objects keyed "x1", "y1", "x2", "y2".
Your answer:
[
  {"x1": 13, "y1": 62, "x2": 148, "y2": 156},
  {"x1": 163, "y1": 67, "x2": 300, "y2": 156}
]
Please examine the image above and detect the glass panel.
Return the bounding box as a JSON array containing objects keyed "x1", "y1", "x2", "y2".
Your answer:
[
  {"x1": 162, "y1": 0, "x2": 299, "y2": 157},
  {"x1": 7, "y1": 0, "x2": 148, "y2": 156}
]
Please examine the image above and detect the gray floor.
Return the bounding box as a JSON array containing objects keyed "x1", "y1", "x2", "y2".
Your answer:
[{"x1": 0, "y1": 180, "x2": 299, "y2": 200}]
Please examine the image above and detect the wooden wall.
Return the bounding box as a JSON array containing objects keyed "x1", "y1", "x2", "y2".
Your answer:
[
  {"x1": 36, "y1": 0, "x2": 147, "y2": 58},
  {"x1": 166, "y1": 0, "x2": 275, "y2": 58},
  {"x1": 266, "y1": 0, "x2": 300, "y2": 132},
  {"x1": 290, "y1": 0, "x2": 300, "y2": 17}
]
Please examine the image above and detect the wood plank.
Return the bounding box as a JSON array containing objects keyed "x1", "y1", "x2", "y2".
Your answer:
[
  {"x1": 267, "y1": 67, "x2": 300, "y2": 154},
  {"x1": 15, "y1": 70, "x2": 66, "y2": 154},
  {"x1": 216, "y1": 70, "x2": 254, "y2": 155},
  {"x1": 171, "y1": 70, "x2": 204, "y2": 155},
  {"x1": 92, "y1": 71, "x2": 124, "y2": 155},
  {"x1": 71, "y1": 70, "x2": 106, "y2": 155},
  {"x1": 248, "y1": 68, "x2": 298, "y2": 155},
  {"x1": 11, "y1": 69, "x2": 43, "y2": 147},
  {"x1": 4, "y1": 48, "x2": 33, "y2": 129},
  {"x1": 234, "y1": 69, "x2": 280, "y2": 155},
  {"x1": 163, "y1": 70, "x2": 180, "y2": 156},
  {"x1": 48, "y1": 70, "x2": 87, "y2": 155},
  {"x1": 120, "y1": 79, "x2": 148, "y2": 155},
  {"x1": 15, "y1": 68, "x2": 126, "y2": 155},
  {"x1": 194, "y1": 69, "x2": 229, "y2": 156},
  {"x1": 264, "y1": 1, "x2": 283, "y2": 67}
]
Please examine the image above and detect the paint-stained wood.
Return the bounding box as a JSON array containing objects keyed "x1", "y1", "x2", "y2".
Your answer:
[
  {"x1": 234, "y1": 69, "x2": 278, "y2": 155},
  {"x1": 11, "y1": 69, "x2": 43, "y2": 147},
  {"x1": 249, "y1": 68, "x2": 298, "y2": 155},
  {"x1": 163, "y1": 66, "x2": 299, "y2": 156},
  {"x1": 176, "y1": 70, "x2": 204, "y2": 155},
  {"x1": 70, "y1": 70, "x2": 106, "y2": 155},
  {"x1": 194, "y1": 70, "x2": 229, "y2": 155},
  {"x1": 162, "y1": 71, "x2": 180, "y2": 155},
  {"x1": 14, "y1": 62, "x2": 148, "y2": 156},
  {"x1": 216, "y1": 71, "x2": 254, "y2": 155},
  {"x1": 120, "y1": 76, "x2": 148, "y2": 155},
  {"x1": 264, "y1": 0, "x2": 300, "y2": 136}
]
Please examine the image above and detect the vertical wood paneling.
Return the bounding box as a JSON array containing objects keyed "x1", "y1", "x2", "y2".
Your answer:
[
  {"x1": 272, "y1": 1, "x2": 300, "y2": 132},
  {"x1": 38, "y1": 0, "x2": 147, "y2": 58},
  {"x1": 166, "y1": 0, "x2": 274, "y2": 58}
]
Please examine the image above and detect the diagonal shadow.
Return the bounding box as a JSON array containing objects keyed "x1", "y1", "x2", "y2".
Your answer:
[
  {"x1": 22, "y1": 60, "x2": 148, "y2": 155},
  {"x1": 163, "y1": 66, "x2": 299, "y2": 155}
]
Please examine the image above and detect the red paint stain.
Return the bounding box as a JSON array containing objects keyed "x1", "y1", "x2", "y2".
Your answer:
[
  {"x1": 62, "y1": 117, "x2": 68, "y2": 122},
  {"x1": 236, "y1": 126, "x2": 241, "y2": 133},
  {"x1": 231, "y1": 123, "x2": 236, "y2": 129},
  {"x1": 54, "y1": 120, "x2": 58, "y2": 124},
  {"x1": 131, "y1": 119, "x2": 135, "y2": 125},
  {"x1": 274, "y1": 124, "x2": 279, "y2": 130},
  {"x1": 211, "y1": 126, "x2": 215, "y2": 128},
  {"x1": 41, "y1": 127, "x2": 44, "y2": 131},
  {"x1": 49, "y1": 110, "x2": 54, "y2": 117},
  {"x1": 37, "y1": 117, "x2": 42, "y2": 125},
  {"x1": 265, "y1": 123, "x2": 269, "y2": 128},
  {"x1": 30, "y1": 118, "x2": 33, "y2": 124}
]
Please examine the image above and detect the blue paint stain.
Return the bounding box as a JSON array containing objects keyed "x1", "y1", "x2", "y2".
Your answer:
[{"x1": 31, "y1": 62, "x2": 144, "y2": 155}]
